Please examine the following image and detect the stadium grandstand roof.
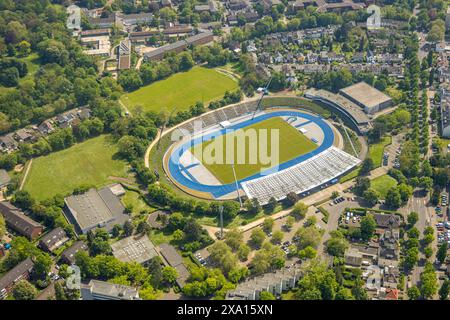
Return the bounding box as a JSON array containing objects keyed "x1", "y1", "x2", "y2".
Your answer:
[{"x1": 241, "y1": 146, "x2": 361, "y2": 205}]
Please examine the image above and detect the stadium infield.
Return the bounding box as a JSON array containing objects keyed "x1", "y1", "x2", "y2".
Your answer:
[{"x1": 190, "y1": 117, "x2": 318, "y2": 184}]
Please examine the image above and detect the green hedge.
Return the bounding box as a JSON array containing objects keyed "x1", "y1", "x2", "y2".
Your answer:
[
  {"x1": 345, "y1": 207, "x2": 403, "y2": 219},
  {"x1": 318, "y1": 206, "x2": 330, "y2": 224}
]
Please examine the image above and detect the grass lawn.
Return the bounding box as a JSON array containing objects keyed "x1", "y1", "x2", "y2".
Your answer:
[
  {"x1": 21, "y1": 53, "x2": 40, "y2": 81},
  {"x1": 23, "y1": 135, "x2": 129, "y2": 201},
  {"x1": 121, "y1": 190, "x2": 156, "y2": 216},
  {"x1": 0, "y1": 53, "x2": 40, "y2": 94},
  {"x1": 191, "y1": 117, "x2": 318, "y2": 184},
  {"x1": 121, "y1": 66, "x2": 238, "y2": 114},
  {"x1": 368, "y1": 136, "x2": 392, "y2": 167},
  {"x1": 148, "y1": 229, "x2": 174, "y2": 246},
  {"x1": 371, "y1": 174, "x2": 398, "y2": 199}
]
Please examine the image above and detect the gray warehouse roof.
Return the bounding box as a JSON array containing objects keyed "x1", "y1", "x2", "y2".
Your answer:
[
  {"x1": 159, "y1": 243, "x2": 183, "y2": 267},
  {"x1": 158, "y1": 243, "x2": 189, "y2": 287},
  {"x1": 64, "y1": 184, "x2": 127, "y2": 234},
  {"x1": 65, "y1": 189, "x2": 114, "y2": 232},
  {"x1": 339, "y1": 82, "x2": 392, "y2": 111}
]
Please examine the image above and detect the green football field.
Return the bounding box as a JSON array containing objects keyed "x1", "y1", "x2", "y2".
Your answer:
[
  {"x1": 191, "y1": 117, "x2": 318, "y2": 184},
  {"x1": 23, "y1": 135, "x2": 129, "y2": 201},
  {"x1": 121, "y1": 66, "x2": 238, "y2": 114}
]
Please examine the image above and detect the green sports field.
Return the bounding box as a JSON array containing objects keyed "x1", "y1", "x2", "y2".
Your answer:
[
  {"x1": 191, "y1": 117, "x2": 318, "y2": 184},
  {"x1": 121, "y1": 66, "x2": 238, "y2": 114},
  {"x1": 23, "y1": 135, "x2": 129, "y2": 201}
]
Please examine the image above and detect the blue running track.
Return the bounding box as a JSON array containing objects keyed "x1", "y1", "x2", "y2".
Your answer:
[{"x1": 167, "y1": 110, "x2": 334, "y2": 198}]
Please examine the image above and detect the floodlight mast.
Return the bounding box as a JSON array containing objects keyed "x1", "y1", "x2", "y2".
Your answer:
[
  {"x1": 157, "y1": 107, "x2": 177, "y2": 149},
  {"x1": 252, "y1": 75, "x2": 273, "y2": 121}
]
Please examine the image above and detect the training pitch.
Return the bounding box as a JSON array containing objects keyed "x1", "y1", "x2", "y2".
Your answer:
[{"x1": 121, "y1": 66, "x2": 238, "y2": 114}]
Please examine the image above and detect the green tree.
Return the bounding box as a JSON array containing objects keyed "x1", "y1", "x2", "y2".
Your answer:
[
  {"x1": 123, "y1": 220, "x2": 134, "y2": 237},
  {"x1": 326, "y1": 232, "x2": 349, "y2": 257},
  {"x1": 284, "y1": 192, "x2": 299, "y2": 206},
  {"x1": 0, "y1": 214, "x2": 5, "y2": 238},
  {"x1": 250, "y1": 228, "x2": 266, "y2": 248},
  {"x1": 354, "y1": 177, "x2": 370, "y2": 195},
  {"x1": 33, "y1": 253, "x2": 52, "y2": 280},
  {"x1": 398, "y1": 183, "x2": 413, "y2": 204},
  {"x1": 172, "y1": 229, "x2": 185, "y2": 242},
  {"x1": 437, "y1": 243, "x2": 448, "y2": 264},
  {"x1": 12, "y1": 280, "x2": 38, "y2": 300},
  {"x1": 237, "y1": 243, "x2": 250, "y2": 261},
  {"x1": 360, "y1": 158, "x2": 374, "y2": 175},
  {"x1": 360, "y1": 214, "x2": 376, "y2": 240},
  {"x1": 271, "y1": 230, "x2": 284, "y2": 244},
  {"x1": 162, "y1": 266, "x2": 178, "y2": 285},
  {"x1": 291, "y1": 202, "x2": 308, "y2": 220},
  {"x1": 260, "y1": 291, "x2": 276, "y2": 300},
  {"x1": 224, "y1": 228, "x2": 243, "y2": 251},
  {"x1": 296, "y1": 226, "x2": 322, "y2": 250},
  {"x1": 385, "y1": 187, "x2": 402, "y2": 208},
  {"x1": 363, "y1": 188, "x2": 379, "y2": 206},
  {"x1": 262, "y1": 218, "x2": 274, "y2": 233},
  {"x1": 178, "y1": 52, "x2": 194, "y2": 71},
  {"x1": 265, "y1": 197, "x2": 278, "y2": 212},
  {"x1": 298, "y1": 246, "x2": 317, "y2": 259},
  {"x1": 407, "y1": 286, "x2": 421, "y2": 300},
  {"x1": 285, "y1": 216, "x2": 295, "y2": 230},
  {"x1": 420, "y1": 262, "x2": 438, "y2": 299},
  {"x1": 403, "y1": 246, "x2": 420, "y2": 271},
  {"x1": 439, "y1": 280, "x2": 450, "y2": 300},
  {"x1": 407, "y1": 212, "x2": 419, "y2": 227}
]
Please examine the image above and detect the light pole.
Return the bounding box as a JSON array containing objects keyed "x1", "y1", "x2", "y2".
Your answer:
[
  {"x1": 219, "y1": 205, "x2": 224, "y2": 239},
  {"x1": 157, "y1": 107, "x2": 177, "y2": 149}
]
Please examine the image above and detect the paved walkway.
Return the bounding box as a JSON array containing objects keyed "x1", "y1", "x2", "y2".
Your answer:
[{"x1": 19, "y1": 159, "x2": 32, "y2": 191}]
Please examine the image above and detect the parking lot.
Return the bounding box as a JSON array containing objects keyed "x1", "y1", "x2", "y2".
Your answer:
[
  {"x1": 436, "y1": 221, "x2": 450, "y2": 246},
  {"x1": 341, "y1": 210, "x2": 362, "y2": 228}
]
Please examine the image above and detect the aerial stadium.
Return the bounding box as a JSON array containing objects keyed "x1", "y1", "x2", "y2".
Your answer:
[{"x1": 162, "y1": 100, "x2": 362, "y2": 205}]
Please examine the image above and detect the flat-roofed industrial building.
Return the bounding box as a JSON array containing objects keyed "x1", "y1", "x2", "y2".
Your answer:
[
  {"x1": 111, "y1": 235, "x2": 158, "y2": 265},
  {"x1": 63, "y1": 184, "x2": 128, "y2": 235},
  {"x1": 339, "y1": 82, "x2": 393, "y2": 115}
]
